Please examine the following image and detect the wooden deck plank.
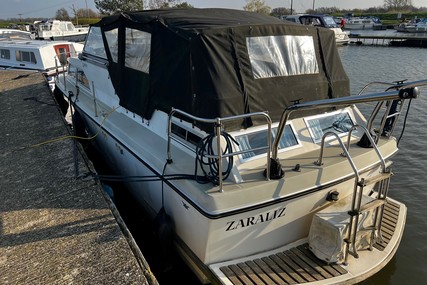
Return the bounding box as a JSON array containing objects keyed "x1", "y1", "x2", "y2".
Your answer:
[
  {"x1": 237, "y1": 262, "x2": 265, "y2": 285},
  {"x1": 269, "y1": 254, "x2": 306, "y2": 283},
  {"x1": 290, "y1": 248, "x2": 333, "y2": 279},
  {"x1": 284, "y1": 250, "x2": 325, "y2": 281},
  {"x1": 228, "y1": 264, "x2": 255, "y2": 285},
  {"x1": 252, "y1": 259, "x2": 287, "y2": 285},
  {"x1": 277, "y1": 252, "x2": 317, "y2": 282},
  {"x1": 245, "y1": 260, "x2": 276, "y2": 285},
  {"x1": 295, "y1": 245, "x2": 346, "y2": 277},
  {"x1": 220, "y1": 266, "x2": 245, "y2": 285},
  {"x1": 260, "y1": 257, "x2": 297, "y2": 285}
]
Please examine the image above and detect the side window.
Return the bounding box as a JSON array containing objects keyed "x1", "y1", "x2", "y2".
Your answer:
[
  {"x1": 125, "y1": 28, "x2": 151, "y2": 73},
  {"x1": 1, "y1": 49, "x2": 10, "y2": 59},
  {"x1": 305, "y1": 110, "x2": 354, "y2": 143},
  {"x1": 246, "y1": 35, "x2": 319, "y2": 79},
  {"x1": 105, "y1": 28, "x2": 118, "y2": 62},
  {"x1": 16, "y1": 51, "x2": 37, "y2": 64},
  {"x1": 235, "y1": 124, "x2": 299, "y2": 160}
]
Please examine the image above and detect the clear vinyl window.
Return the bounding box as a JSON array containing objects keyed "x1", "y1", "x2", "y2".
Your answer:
[
  {"x1": 235, "y1": 124, "x2": 299, "y2": 160},
  {"x1": 105, "y1": 28, "x2": 118, "y2": 62},
  {"x1": 305, "y1": 110, "x2": 355, "y2": 143},
  {"x1": 125, "y1": 28, "x2": 151, "y2": 74},
  {"x1": 246, "y1": 35, "x2": 319, "y2": 79},
  {"x1": 84, "y1": 27, "x2": 107, "y2": 59}
]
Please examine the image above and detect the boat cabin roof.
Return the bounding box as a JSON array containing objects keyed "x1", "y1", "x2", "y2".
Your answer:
[{"x1": 86, "y1": 8, "x2": 350, "y2": 132}]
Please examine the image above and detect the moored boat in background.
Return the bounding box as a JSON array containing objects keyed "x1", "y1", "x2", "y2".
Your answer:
[
  {"x1": 55, "y1": 8, "x2": 427, "y2": 285},
  {"x1": 1, "y1": 39, "x2": 83, "y2": 89},
  {"x1": 343, "y1": 16, "x2": 383, "y2": 30},
  {"x1": 33, "y1": 20, "x2": 89, "y2": 42},
  {"x1": 0, "y1": 28, "x2": 34, "y2": 40},
  {"x1": 298, "y1": 14, "x2": 350, "y2": 45}
]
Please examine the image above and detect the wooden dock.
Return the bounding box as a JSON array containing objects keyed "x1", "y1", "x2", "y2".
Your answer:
[
  {"x1": 0, "y1": 70, "x2": 159, "y2": 285},
  {"x1": 348, "y1": 33, "x2": 427, "y2": 47}
]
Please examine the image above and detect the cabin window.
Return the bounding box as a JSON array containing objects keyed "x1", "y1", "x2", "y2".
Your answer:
[
  {"x1": 84, "y1": 27, "x2": 107, "y2": 59},
  {"x1": 68, "y1": 65, "x2": 90, "y2": 89},
  {"x1": 235, "y1": 124, "x2": 299, "y2": 160},
  {"x1": 246, "y1": 35, "x2": 319, "y2": 79},
  {"x1": 305, "y1": 110, "x2": 354, "y2": 143},
  {"x1": 125, "y1": 28, "x2": 151, "y2": 74},
  {"x1": 15, "y1": 50, "x2": 37, "y2": 64},
  {"x1": 171, "y1": 123, "x2": 202, "y2": 146},
  {"x1": 0, "y1": 49, "x2": 10, "y2": 59},
  {"x1": 105, "y1": 28, "x2": 118, "y2": 62}
]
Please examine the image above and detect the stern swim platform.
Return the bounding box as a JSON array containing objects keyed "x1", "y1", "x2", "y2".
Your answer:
[{"x1": 211, "y1": 199, "x2": 404, "y2": 285}]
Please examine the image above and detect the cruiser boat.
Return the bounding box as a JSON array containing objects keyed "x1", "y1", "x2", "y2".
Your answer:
[
  {"x1": 34, "y1": 20, "x2": 89, "y2": 42},
  {"x1": 297, "y1": 14, "x2": 349, "y2": 45},
  {"x1": 403, "y1": 18, "x2": 427, "y2": 33},
  {"x1": 0, "y1": 39, "x2": 83, "y2": 89},
  {"x1": 0, "y1": 28, "x2": 34, "y2": 40},
  {"x1": 343, "y1": 16, "x2": 383, "y2": 30},
  {"x1": 55, "y1": 9, "x2": 426, "y2": 285}
]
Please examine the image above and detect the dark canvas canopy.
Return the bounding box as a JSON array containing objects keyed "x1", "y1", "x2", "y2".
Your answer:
[{"x1": 88, "y1": 8, "x2": 350, "y2": 131}]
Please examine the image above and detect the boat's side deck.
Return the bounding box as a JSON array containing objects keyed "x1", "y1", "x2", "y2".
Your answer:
[{"x1": 215, "y1": 200, "x2": 400, "y2": 285}]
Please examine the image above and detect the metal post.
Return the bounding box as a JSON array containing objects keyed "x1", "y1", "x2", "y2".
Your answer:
[{"x1": 91, "y1": 81, "x2": 98, "y2": 117}]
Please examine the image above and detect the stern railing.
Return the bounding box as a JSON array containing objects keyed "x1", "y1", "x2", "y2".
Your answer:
[{"x1": 167, "y1": 109, "x2": 272, "y2": 192}]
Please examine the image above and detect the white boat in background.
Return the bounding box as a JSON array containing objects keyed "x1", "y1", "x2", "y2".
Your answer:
[
  {"x1": 298, "y1": 14, "x2": 349, "y2": 45},
  {"x1": 403, "y1": 18, "x2": 427, "y2": 33},
  {"x1": 34, "y1": 20, "x2": 89, "y2": 42},
  {"x1": 0, "y1": 40, "x2": 83, "y2": 89},
  {"x1": 343, "y1": 16, "x2": 383, "y2": 30},
  {"x1": 55, "y1": 9, "x2": 426, "y2": 285},
  {"x1": 0, "y1": 28, "x2": 34, "y2": 40}
]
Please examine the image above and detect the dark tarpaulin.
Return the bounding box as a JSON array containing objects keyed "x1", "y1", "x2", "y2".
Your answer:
[{"x1": 91, "y1": 8, "x2": 350, "y2": 132}]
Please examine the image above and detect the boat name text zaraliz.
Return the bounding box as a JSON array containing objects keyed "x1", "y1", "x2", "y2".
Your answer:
[{"x1": 225, "y1": 207, "x2": 286, "y2": 231}]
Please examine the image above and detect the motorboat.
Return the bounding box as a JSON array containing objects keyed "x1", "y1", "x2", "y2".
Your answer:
[
  {"x1": 55, "y1": 8, "x2": 426, "y2": 285},
  {"x1": 34, "y1": 20, "x2": 89, "y2": 42},
  {"x1": 342, "y1": 16, "x2": 383, "y2": 30},
  {"x1": 0, "y1": 28, "x2": 34, "y2": 40},
  {"x1": 298, "y1": 14, "x2": 349, "y2": 45},
  {"x1": 403, "y1": 18, "x2": 427, "y2": 33},
  {"x1": 0, "y1": 39, "x2": 83, "y2": 89}
]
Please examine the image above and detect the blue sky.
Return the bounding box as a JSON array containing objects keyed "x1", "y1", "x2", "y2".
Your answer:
[{"x1": 1, "y1": 0, "x2": 426, "y2": 19}]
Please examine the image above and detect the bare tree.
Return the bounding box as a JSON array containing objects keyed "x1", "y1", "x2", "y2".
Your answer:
[
  {"x1": 148, "y1": 0, "x2": 192, "y2": 9},
  {"x1": 76, "y1": 8, "x2": 99, "y2": 18},
  {"x1": 383, "y1": 0, "x2": 413, "y2": 10},
  {"x1": 243, "y1": 0, "x2": 271, "y2": 15}
]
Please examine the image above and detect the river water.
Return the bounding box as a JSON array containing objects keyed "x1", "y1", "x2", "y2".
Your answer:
[
  {"x1": 101, "y1": 34, "x2": 427, "y2": 284},
  {"x1": 338, "y1": 41, "x2": 427, "y2": 284}
]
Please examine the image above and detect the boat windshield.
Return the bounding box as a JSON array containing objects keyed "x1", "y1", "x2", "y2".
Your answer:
[
  {"x1": 84, "y1": 27, "x2": 107, "y2": 59},
  {"x1": 323, "y1": 16, "x2": 338, "y2": 27}
]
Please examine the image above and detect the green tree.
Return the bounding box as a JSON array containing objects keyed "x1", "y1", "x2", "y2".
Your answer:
[
  {"x1": 270, "y1": 7, "x2": 292, "y2": 18},
  {"x1": 94, "y1": 0, "x2": 144, "y2": 15},
  {"x1": 55, "y1": 8, "x2": 70, "y2": 20},
  {"x1": 243, "y1": 0, "x2": 271, "y2": 15}
]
